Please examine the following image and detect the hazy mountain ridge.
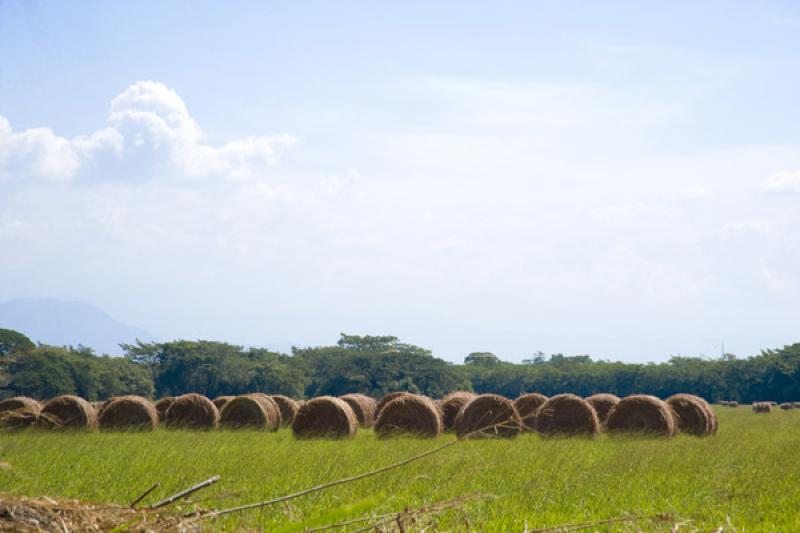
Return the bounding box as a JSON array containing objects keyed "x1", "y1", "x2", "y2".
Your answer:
[{"x1": 0, "y1": 298, "x2": 154, "y2": 355}]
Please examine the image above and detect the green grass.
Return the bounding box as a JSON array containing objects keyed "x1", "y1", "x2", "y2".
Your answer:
[{"x1": 1, "y1": 408, "x2": 799, "y2": 531}]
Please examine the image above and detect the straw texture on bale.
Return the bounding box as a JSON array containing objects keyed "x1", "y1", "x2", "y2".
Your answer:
[
  {"x1": 164, "y1": 393, "x2": 219, "y2": 430},
  {"x1": 339, "y1": 393, "x2": 378, "y2": 427},
  {"x1": 374, "y1": 394, "x2": 442, "y2": 438},
  {"x1": 98, "y1": 396, "x2": 158, "y2": 431},
  {"x1": 439, "y1": 392, "x2": 476, "y2": 431},
  {"x1": 0, "y1": 397, "x2": 41, "y2": 430},
  {"x1": 513, "y1": 392, "x2": 548, "y2": 431},
  {"x1": 0, "y1": 406, "x2": 40, "y2": 430},
  {"x1": 38, "y1": 395, "x2": 97, "y2": 430},
  {"x1": 270, "y1": 395, "x2": 300, "y2": 427},
  {"x1": 0, "y1": 396, "x2": 40, "y2": 415},
  {"x1": 154, "y1": 397, "x2": 174, "y2": 421},
  {"x1": 666, "y1": 394, "x2": 716, "y2": 436},
  {"x1": 375, "y1": 392, "x2": 410, "y2": 417},
  {"x1": 291, "y1": 396, "x2": 358, "y2": 439},
  {"x1": 212, "y1": 396, "x2": 234, "y2": 411},
  {"x1": 606, "y1": 395, "x2": 676, "y2": 437},
  {"x1": 455, "y1": 394, "x2": 522, "y2": 439},
  {"x1": 534, "y1": 393, "x2": 600, "y2": 437},
  {"x1": 585, "y1": 393, "x2": 621, "y2": 426},
  {"x1": 779, "y1": 402, "x2": 794, "y2": 410},
  {"x1": 246, "y1": 393, "x2": 283, "y2": 427},
  {"x1": 219, "y1": 394, "x2": 280, "y2": 430}
]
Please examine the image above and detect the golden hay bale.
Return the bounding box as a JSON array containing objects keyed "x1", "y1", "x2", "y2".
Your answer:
[
  {"x1": 533, "y1": 393, "x2": 600, "y2": 437},
  {"x1": 585, "y1": 393, "x2": 621, "y2": 426},
  {"x1": 779, "y1": 402, "x2": 794, "y2": 410},
  {"x1": 291, "y1": 396, "x2": 358, "y2": 439},
  {"x1": 606, "y1": 395, "x2": 676, "y2": 437},
  {"x1": 154, "y1": 397, "x2": 174, "y2": 421},
  {"x1": 752, "y1": 402, "x2": 772, "y2": 413},
  {"x1": 38, "y1": 395, "x2": 97, "y2": 430},
  {"x1": 98, "y1": 396, "x2": 158, "y2": 431},
  {"x1": 439, "y1": 392, "x2": 476, "y2": 431},
  {"x1": 513, "y1": 392, "x2": 548, "y2": 431},
  {"x1": 455, "y1": 394, "x2": 522, "y2": 439},
  {"x1": 375, "y1": 392, "x2": 411, "y2": 418},
  {"x1": 246, "y1": 393, "x2": 283, "y2": 427},
  {"x1": 219, "y1": 394, "x2": 281, "y2": 430},
  {"x1": 666, "y1": 394, "x2": 716, "y2": 436},
  {"x1": 374, "y1": 394, "x2": 442, "y2": 438},
  {"x1": 339, "y1": 393, "x2": 378, "y2": 427},
  {"x1": 164, "y1": 393, "x2": 219, "y2": 430},
  {"x1": 270, "y1": 395, "x2": 300, "y2": 427},
  {"x1": 0, "y1": 396, "x2": 40, "y2": 415},
  {"x1": 212, "y1": 396, "x2": 234, "y2": 411}
]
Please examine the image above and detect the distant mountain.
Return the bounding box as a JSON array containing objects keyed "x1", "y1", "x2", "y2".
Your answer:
[{"x1": 0, "y1": 298, "x2": 154, "y2": 355}]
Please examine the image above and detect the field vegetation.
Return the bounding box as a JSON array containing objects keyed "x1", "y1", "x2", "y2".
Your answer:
[{"x1": 1, "y1": 407, "x2": 799, "y2": 531}]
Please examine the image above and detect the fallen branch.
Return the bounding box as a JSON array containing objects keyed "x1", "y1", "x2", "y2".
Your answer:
[
  {"x1": 129, "y1": 482, "x2": 159, "y2": 509},
  {"x1": 150, "y1": 475, "x2": 220, "y2": 509}
]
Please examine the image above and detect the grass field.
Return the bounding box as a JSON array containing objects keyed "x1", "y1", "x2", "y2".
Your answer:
[{"x1": 1, "y1": 407, "x2": 799, "y2": 531}]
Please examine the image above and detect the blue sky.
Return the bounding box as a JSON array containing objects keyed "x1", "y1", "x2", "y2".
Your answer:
[{"x1": 2, "y1": 1, "x2": 800, "y2": 361}]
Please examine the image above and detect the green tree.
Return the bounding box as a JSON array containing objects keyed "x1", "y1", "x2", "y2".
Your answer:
[{"x1": 0, "y1": 328, "x2": 35, "y2": 357}]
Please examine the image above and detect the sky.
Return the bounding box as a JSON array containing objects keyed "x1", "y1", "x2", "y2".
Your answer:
[{"x1": 1, "y1": 1, "x2": 800, "y2": 362}]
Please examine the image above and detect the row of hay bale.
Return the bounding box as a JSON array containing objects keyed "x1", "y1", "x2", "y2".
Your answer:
[
  {"x1": 0, "y1": 393, "x2": 303, "y2": 432},
  {"x1": 288, "y1": 391, "x2": 718, "y2": 439},
  {"x1": 0, "y1": 391, "x2": 719, "y2": 438},
  {"x1": 751, "y1": 401, "x2": 800, "y2": 413},
  {"x1": 719, "y1": 400, "x2": 739, "y2": 407}
]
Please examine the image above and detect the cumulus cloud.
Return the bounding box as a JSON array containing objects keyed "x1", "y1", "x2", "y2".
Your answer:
[
  {"x1": 0, "y1": 81, "x2": 295, "y2": 183},
  {"x1": 765, "y1": 171, "x2": 800, "y2": 194}
]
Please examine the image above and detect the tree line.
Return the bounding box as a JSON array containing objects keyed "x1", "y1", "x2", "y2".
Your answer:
[{"x1": 1, "y1": 328, "x2": 799, "y2": 403}]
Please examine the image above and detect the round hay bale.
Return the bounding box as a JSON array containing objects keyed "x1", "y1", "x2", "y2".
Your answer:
[
  {"x1": 339, "y1": 393, "x2": 378, "y2": 427},
  {"x1": 728, "y1": 401, "x2": 739, "y2": 408},
  {"x1": 375, "y1": 392, "x2": 411, "y2": 418},
  {"x1": 513, "y1": 392, "x2": 548, "y2": 431},
  {"x1": 534, "y1": 393, "x2": 600, "y2": 437},
  {"x1": 439, "y1": 392, "x2": 476, "y2": 431},
  {"x1": 794, "y1": 402, "x2": 800, "y2": 409},
  {"x1": 753, "y1": 402, "x2": 772, "y2": 413},
  {"x1": 455, "y1": 394, "x2": 522, "y2": 439},
  {"x1": 779, "y1": 402, "x2": 794, "y2": 410},
  {"x1": 374, "y1": 394, "x2": 442, "y2": 438},
  {"x1": 585, "y1": 393, "x2": 621, "y2": 426},
  {"x1": 212, "y1": 396, "x2": 234, "y2": 411},
  {"x1": 0, "y1": 405, "x2": 40, "y2": 430},
  {"x1": 0, "y1": 396, "x2": 40, "y2": 415},
  {"x1": 38, "y1": 395, "x2": 97, "y2": 430},
  {"x1": 164, "y1": 393, "x2": 219, "y2": 430},
  {"x1": 606, "y1": 395, "x2": 675, "y2": 437},
  {"x1": 220, "y1": 394, "x2": 281, "y2": 430},
  {"x1": 247, "y1": 393, "x2": 283, "y2": 427},
  {"x1": 666, "y1": 394, "x2": 715, "y2": 436},
  {"x1": 270, "y1": 395, "x2": 300, "y2": 427},
  {"x1": 154, "y1": 397, "x2": 174, "y2": 421},
  {"x1": 291, "y1": 396, "x2": 357, "y2": 439},
  {"x1": 98, "y1": 396, "x2": 158, "y2": 431}
]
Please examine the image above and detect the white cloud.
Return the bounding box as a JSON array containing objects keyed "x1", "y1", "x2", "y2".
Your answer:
[
  {"x1": 0, "y1": 81, "x2": 295, "y2": 183},
  {"x1": 765, "y1": 171, "x2": 800, "y2": 194}
]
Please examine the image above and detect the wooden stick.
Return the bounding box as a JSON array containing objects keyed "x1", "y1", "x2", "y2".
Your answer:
[
  {"x1": 129, "y1": 482, "x2": 159, "y2": 509},
  {"x1": 150, "y1": 475, "x2": 220, "y2": 509}
]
